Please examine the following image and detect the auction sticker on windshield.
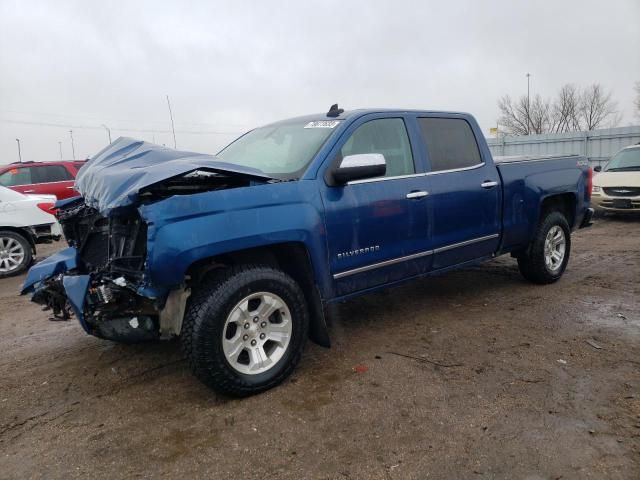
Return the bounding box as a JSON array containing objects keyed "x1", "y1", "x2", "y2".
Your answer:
[{"x1": 304, "y1": 120, "x2": 341, "y2": 129}]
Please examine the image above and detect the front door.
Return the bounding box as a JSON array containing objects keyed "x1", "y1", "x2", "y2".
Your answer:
[
  {"x1": 321, "y1": 116, "x2": 431, "y2": 297},
  {"x1": 30, "y1": 165, "x2": 76, "y2": 199}
]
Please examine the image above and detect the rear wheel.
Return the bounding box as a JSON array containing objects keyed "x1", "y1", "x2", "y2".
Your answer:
[
  {"x1": 517, "y1": 211, "x2": 571, "y2": 284},
  {"x1": 181, "y1": 265, "x2": 309, "y2": 397},
  {"x1": 0, "y1": 230, "x2": 32, "y2": 278}
]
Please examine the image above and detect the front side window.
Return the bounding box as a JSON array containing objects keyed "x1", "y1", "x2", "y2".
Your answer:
[
  {"x1": 217, "y1": 120, "x2": 340, "y2": 179},
  {"x1": 340, "y1": 118, "x2": 414, "y2": 177},
  {"x1": 0, "y1": 167, "x2": 32, "y2": 187},
  {"x1": 418, "y1": 118, "x2": 482, "y2": 172}
]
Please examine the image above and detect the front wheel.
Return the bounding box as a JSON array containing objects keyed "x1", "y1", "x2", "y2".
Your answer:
[
  {"x1": 181, "y1": 265, "x2": 309, "y2": 397},
  {"x1": 517, "y1": 211, "x2": 571, "y2": 284}
]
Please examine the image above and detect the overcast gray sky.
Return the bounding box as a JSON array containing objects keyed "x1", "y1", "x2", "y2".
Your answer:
[{"x1": 1, "y1": 0, "x2": 639, "y2": 163}]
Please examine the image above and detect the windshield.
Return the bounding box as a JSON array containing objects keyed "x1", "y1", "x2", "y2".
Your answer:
[
  {"x1": 604, "y1": 148, "x2": 640, "y2": 172},
  {"x1": 217, "y1": 120, "x2": 341, "y2": 179}
]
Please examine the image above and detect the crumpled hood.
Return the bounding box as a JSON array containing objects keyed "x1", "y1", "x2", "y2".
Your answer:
[{"x1": 75, "y1": 137, "x2": 272, "y2": 215}]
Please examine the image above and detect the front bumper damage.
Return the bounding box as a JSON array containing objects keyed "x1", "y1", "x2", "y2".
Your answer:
[
  {"x1": 21, "y1": 208, "x2": 161, "y2": 342},
  {"x1": 21, "y1": 137, "x2": 273, "y2": 342}
]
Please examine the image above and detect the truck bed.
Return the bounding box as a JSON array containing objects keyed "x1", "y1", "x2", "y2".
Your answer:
[{"x1": 495, "y1": 154, "x2": 590, "y2": 253}]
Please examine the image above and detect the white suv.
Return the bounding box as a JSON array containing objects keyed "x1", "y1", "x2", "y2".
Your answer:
[{"x1": 592, "y1": 144, "x2": 640, "y2": 213}]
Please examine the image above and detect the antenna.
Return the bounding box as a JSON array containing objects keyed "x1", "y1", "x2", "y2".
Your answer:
[
  {"x1": 327, "y1": 103, "x2": 344, "y2": 118},
  {"x1": 166, "y1": 95, "x2": 177, "y2": 148}
]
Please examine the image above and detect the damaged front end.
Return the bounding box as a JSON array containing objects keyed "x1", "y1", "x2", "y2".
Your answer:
[
  {"x1": 24, "y1": 199, "x2": 160, "y2": 342},
  {"x1": 21, "y1": 137, "x2": 274, "y2": 343}
]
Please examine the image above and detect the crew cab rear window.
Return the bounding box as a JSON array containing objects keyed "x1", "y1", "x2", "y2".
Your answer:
[
  {"x1": 33, "y1": 165, "x2": 73, "y2": 183},
  {"x1": 0, "y1": 167, "x2": 32, "y2": 187},
  {"x1": 418, "y1": 118, "x2": 482, "y2": 172},
  {"x1": 341, "y1": 118, "x2": 414, "y2": 177}
]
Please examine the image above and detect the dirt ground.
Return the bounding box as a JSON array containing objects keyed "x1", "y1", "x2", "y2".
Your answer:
[{"x1": 1, "y1": 216, "x2": 639, "y2": 479}]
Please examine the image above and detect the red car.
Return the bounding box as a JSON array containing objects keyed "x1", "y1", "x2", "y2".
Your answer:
[{"x1": 0, "y1": 160, "x2": 86, "y2": 200}]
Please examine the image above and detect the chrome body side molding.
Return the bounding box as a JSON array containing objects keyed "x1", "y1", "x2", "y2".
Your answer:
[{"x1": 333, "y1": 233, "x2": 500, "y2": 279}]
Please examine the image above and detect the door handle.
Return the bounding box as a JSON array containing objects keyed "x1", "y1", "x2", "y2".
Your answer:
[
  {"x1": 406, "y1": 191, "x2": 429, "y2": 199},
  {"x1": 481, "y1": 181, "x2": 498, "y2": 189}
]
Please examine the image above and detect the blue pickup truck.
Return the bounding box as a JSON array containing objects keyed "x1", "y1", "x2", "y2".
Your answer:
[{"x1": 22, "y1": 106, "x2": 594, "y2": 396}]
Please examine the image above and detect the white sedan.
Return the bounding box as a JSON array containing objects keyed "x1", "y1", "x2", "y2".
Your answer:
[{"x1": 0, "y1": 186, "x2": 62, "y2": 278}]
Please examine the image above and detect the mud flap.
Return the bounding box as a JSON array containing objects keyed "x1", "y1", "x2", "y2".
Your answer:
[{"x1": 309, "y1": 286, "x2": 330, "y2": 348}]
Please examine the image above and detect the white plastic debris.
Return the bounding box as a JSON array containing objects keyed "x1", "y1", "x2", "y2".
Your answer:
[
  {"x1": 557, "y1": 359, "x2": 567, "y2": 365},
  {"x1": 129, "y1": 317, "x2": 139, "y2": 329},
  {"x1": 586, "y1": 339, "x2": 603, "y2": 350},
  {"x1": 113, "y1": 277, "x2": 127, "y2": 287}
]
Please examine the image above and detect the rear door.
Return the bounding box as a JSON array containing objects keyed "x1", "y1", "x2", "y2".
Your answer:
[
  {"x1": 30, "y1": 164, "x2": 76, "y2": 199},
  {"x1": 321, "y1": 115, "x2": 432, "y2": 296},
  {"x1": 417, "y1": 116, "x2": 501, "y2": 269}
]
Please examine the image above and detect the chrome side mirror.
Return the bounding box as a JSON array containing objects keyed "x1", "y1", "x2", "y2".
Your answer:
[{"x1": 332, "y1": 153, "x2": 386, "y2": 184}]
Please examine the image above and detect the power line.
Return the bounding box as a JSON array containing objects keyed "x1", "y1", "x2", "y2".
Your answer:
[
  {"x1": 0, "y1": 118, "x2": 242, "y2": 135},
  {"x1": 0, "y1": 109, "x2": 248, "y2": 130}
]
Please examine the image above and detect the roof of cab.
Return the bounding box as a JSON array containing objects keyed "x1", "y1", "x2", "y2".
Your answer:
[{"x1": 266, "y1": 108, "x2": 471, "y2": 126}]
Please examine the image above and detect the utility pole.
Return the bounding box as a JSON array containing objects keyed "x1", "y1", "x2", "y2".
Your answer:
[
  {"x1": 69, "y1": 129, "x2": 76, "y2": 160},
  {"x1": 101, "y1": 124, "x2": 112, "y2": 143},
  {"x1": 166, "y1": 95, "x2": 177, "y2": 149},
  {"x1": 58, "y1": 141, "x2": 63, "y2": 160},
  {"x1": 16, "y1": 138, "x2": 22, "y2": 163},
  {"x1": 526, "y1": 73, "x2": 531, "y2": 135}
]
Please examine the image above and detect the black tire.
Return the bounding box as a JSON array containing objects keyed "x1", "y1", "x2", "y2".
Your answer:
[
  {"x1": 517, "y1": 211, "x2": 571, "y2": 284},
  {"x1": 0, "y1": 230, "x2": 33, "y2": 279},
  {"x1": 181, "y1": 265, "x2": 309, "y2": 397}
]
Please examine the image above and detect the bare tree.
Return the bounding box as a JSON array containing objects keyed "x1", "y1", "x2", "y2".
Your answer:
[
  {"x1": 528, "y1": 95, "x2": 552, "y2": 134},
  {"x1": 498, "y1": 94, "x2": 551, "y2": 135},
  {"x1": 578, "y1": 84, "x2": 620, "y2": 130},
  {"x1": 498, "y1": 95, "x2": 529, "y2": 135},
  {"x1": 634, "y1": 81, "x2": 640, "y2": 119},
  {"x1": 497, "y1": 83, "x2": 621, "y2": 135},
  {"x1": 551, "y1": 84, "x2": 581, "y2": 133}
]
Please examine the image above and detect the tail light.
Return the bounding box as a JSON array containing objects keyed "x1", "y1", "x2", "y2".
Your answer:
[
  {"x1": 586, "y1": 167, "x2": 593, "y2": 201},
  {"x1": 37, "y1": 202, "x2": 57, "y2": 215}
]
